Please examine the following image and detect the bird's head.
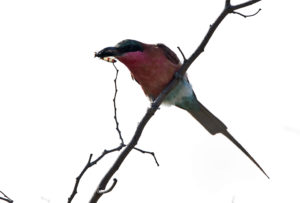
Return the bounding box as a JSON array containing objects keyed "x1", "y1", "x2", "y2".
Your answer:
[{"x1": 95, "y1": 39, "x2": 145, "y2": 64}]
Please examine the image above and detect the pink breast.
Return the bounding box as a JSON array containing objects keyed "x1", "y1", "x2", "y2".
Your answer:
[{"x1": 117, "y1": 50, "x2": 179, "y2": 98}]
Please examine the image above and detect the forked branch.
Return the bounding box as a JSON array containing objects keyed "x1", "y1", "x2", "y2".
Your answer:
[
  {"x1": 68, "y1": 57, "x2": 159, "y2": 203},
  {"x1": 0, "y1": 190, "x2": 13, "y2": 203}
]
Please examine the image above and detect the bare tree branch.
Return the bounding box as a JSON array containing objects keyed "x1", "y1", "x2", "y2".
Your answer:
[
  {"x1": 89, "y1": 0, "x2": 262, "y2": 202},
  {"x1": 133, "y1": 147, "x2": 159, "y2": 166},
  {"x1": 67, "y1": 145, "x2": 123, "y2": 203},
  {"x1": 230, "y1": 0, "x2": 261, "y2": 11},
  {"x1": 111, "y1": 62, "x2": 159, "y2": 165},
  {"x1": 233, "y1": 8, "x2": 261, "y2": 18},
  {"x1": 0, "y1": 191, "x2": 13, "y2": 203},
  {"x1": 68, "y1": 59, "x2": 159, "y2": 202},
  {"x1": 112, "y1": 63, "x2": 124, "y2": 145}
]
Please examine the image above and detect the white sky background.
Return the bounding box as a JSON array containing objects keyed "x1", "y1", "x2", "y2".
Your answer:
[{"x1": 1, "y1": 0, "x2": 300, "y2": 202}]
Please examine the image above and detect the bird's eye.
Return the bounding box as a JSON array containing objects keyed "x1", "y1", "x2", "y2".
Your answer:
[
  {"x1": 119, "y1": 45, "x2": 139, "y2": 53},
  {"x1": 118, "y1": 45, "x2": 129, "y2": 52}
]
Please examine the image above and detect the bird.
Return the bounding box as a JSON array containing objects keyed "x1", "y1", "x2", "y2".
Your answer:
[{"x1": 95, "y1": 39, "x2": 269, "y2": 178}]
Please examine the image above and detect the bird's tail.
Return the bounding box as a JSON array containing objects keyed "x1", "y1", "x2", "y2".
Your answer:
[
  {"x1": 187, "y1": 100, "x2": 228, "y2": 135},
  {"x1": 222, "y1": 130, "x2": 269, "y2": 179},
  {"x1": 181, "y1": 100, "x2": 269, "y2": 179}
]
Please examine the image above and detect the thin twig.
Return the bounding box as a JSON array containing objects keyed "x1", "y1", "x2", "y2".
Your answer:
[
  {"x1": 112, "y1": 62, "x2": 159, "y2": 166},
  {"x1": 0, "y1": 191, "x2": 13, "y2": 203},
  {"x1": 97, "y1": 178, "x2": 118, "y2": 195},
  {"x1": 233, "y1": 8, "x2": 261, "y2": 18},
  {"x1": 67, "y1": 61, "x2": 125, "y2": 203},
  {"x1": 112, "y1": 62, "x2": 159, "y2": 165},
  {"x1": 134, "y1": 147, "x2": 160, "y2": 166},
  {"x1": 67, "y1": 144, "x2": 123, "y2": 203},
  {"x1": 68, "y1": 61, "x2": 159, "y2": 202},
  {"x1": 112, "y1": 63, "x2": 124, "y2": 145},
  {"x1": 89, "y1": 1, "x2": 261, "y2": 202},
  {"x1": 177, "y1": 46, "x2": 187, "y2": 62}
]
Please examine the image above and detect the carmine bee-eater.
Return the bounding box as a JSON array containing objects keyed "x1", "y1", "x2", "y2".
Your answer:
[{"x1": 95, "y1": 39, "x2": 269, "y2": 178}]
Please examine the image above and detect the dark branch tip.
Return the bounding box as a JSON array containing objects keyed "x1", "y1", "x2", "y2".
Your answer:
[
  {"x1": 97, "y1": 178, "x2": 118, "y2": 195},
  {"x1": 177, "y1": 46, "x2": 187, "y2": 62},
  {"x1": 232, "y1": 8, "x2": 261, "y2": 18}
]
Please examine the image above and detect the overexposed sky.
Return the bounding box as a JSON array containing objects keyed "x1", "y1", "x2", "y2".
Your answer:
[{"x1": 1, "y1": 0, "x2": 300, "y2": 203}]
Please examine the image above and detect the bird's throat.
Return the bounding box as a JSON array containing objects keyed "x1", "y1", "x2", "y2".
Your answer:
[{"x1": 117, "y1": 51, "x2": 146, "y2": 68}]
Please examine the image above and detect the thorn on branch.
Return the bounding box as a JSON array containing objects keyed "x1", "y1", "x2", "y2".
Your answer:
[
  {"x1": 177, "y1": 46, "x2": 187, "y2": 62},
  {"x1": 233, "y1": 8, "x2": 261, "y2": 18},
  {"x1": 97, "y1": 178, "x2": 118, "y2": 195}
]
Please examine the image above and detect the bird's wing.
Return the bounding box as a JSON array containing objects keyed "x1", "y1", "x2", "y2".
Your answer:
[{"x1": 157, "y1": 43, "x2": 180, "y2": 65}]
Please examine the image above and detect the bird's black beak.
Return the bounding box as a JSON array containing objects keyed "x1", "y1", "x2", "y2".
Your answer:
[{"x1": 94, "y1": 47, "x2": 120, "y2": 58}]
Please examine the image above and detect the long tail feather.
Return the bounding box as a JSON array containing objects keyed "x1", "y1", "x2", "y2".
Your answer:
[
  {"x1": 182, "y1": 99, "x2": 269, "y2": 178},
  {"x1": 222, "y1": 130, "x2": 270, "y2": 179}
]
